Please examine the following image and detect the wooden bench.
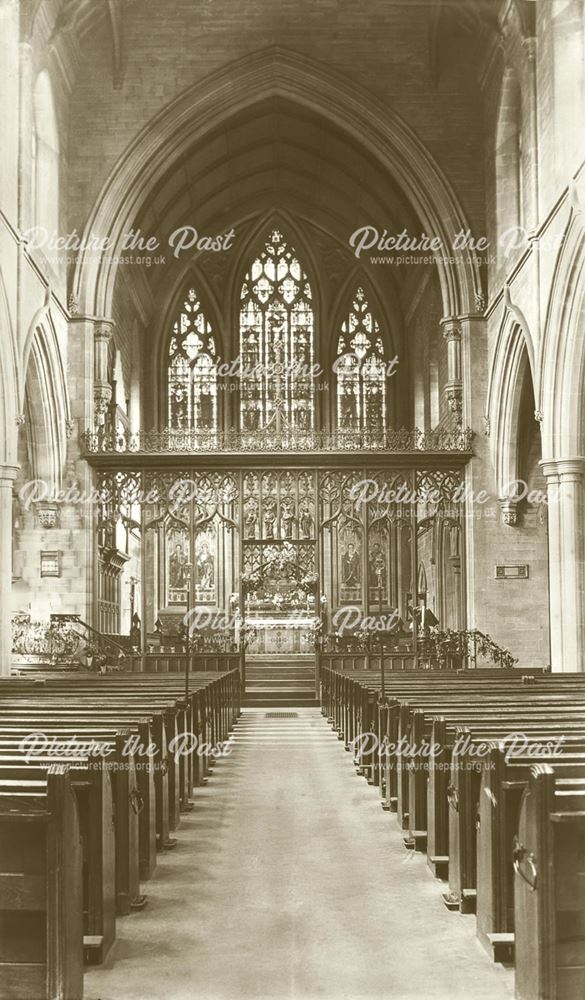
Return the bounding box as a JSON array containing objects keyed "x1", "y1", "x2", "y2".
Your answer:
[
  {"x1": 514, "y1": 765, "x2": 585, "y2": 1000},
  {"x1": 0, "y1": 669, "x2": 239, "y2": 997},
  {"x1": 0, "y1": 767, "x2": 83, "y2": 1000},
  {"x1": 0, "y1": 753, "x2": 115, "y2": 965},
  {"x1": 321, "y1": 665, "x2": 585, "y2": 1000},
  {"x1": 476, "y1": 745, "x2": 585, "y2": 961},
  {"x1": 0, "y1": 731, "x2": 145, "y2": 915}
]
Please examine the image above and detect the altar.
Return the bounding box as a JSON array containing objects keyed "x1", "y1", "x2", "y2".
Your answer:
[{"x1": 246, "y1": 614, "x2": 315, "y2": 654}]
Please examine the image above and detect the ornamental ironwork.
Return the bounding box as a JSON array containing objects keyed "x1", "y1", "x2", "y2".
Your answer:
[
  {"x1": 81, "y1": 425, "x2": 474, "y2": 455},
  {"x1": 11, "y1": 613, "x2": 83, "y2": 662}
]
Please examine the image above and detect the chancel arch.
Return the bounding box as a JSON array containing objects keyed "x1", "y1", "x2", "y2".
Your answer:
[{"x1": 72, "y1": 49, "x2": 482, "y2": 322}]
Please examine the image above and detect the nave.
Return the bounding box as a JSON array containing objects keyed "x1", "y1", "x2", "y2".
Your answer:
[{"x1": 85, "y1": 709, "x2": 514, "y2": 1000}]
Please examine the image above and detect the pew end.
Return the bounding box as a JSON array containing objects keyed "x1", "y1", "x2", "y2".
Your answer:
[{"x1": 0, "y1": 770, "x2": 83, "y2": 1000}]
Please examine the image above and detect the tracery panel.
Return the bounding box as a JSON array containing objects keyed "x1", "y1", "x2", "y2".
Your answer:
[
  {"x1": 239, "y1": 230, "x2": 315, "y2": 433},
  {"x1": 336, "y1": 288, "x2": 388, "y2": 439},
  {"x1": 167, "y1": 289, "x2": 218, "y2": 433}
]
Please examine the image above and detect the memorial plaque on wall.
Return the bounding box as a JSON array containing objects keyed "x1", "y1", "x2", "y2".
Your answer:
[{"x1": 495, "y1": 565, "x2": 529, "y2": 579}]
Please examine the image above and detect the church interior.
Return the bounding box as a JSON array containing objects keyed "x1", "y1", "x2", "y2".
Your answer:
[{"x1": 1, "y1": 1, "x2": 585, "y2": 998}]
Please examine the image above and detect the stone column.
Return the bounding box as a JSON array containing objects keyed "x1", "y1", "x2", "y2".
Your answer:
[
  {"x1": 18, "y1": 40, "x2": 34, "y2": 228},
  {"x1": 522, "y1": 37, "x2": 539, "y2": 230},
  {"x1": 94, "y1": 321, "x2": 114, "y2": 426},
  {"x1": 0, "y1": 465, "x2": 19, "y2": 676},
  {"x1": 541, "y1": 458, "x2": 585, "y2": 672},
  {"x1": 441, "y1": 318, "x2": 463, "y2": 420}
]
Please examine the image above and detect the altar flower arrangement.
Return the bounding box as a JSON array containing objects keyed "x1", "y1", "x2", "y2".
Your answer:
[
  {"x1": 241, "y1": 569, "x2": 262, "y2": 594},
  {"x1": 236, "y1": 618, "x2": 257, "y2": 649},
  {"x1": 303, "y1": 617, "x2": 324, "y2": 649}
]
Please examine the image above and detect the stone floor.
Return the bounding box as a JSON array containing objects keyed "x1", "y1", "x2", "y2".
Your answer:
[{"x1": 86, "y1": 709, "x2": 515, "y2": 1000}]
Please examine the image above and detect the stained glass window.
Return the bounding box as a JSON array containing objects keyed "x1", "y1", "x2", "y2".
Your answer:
[
  {"x1": 167, "y1": 289, "x2": 218, "y2": 431},
  {"x1": 239, "y1": 230, "x2": 314, "y2": 433},
  {"x1": 336, "y1": 287, "x2": 387, "y2": 435}
]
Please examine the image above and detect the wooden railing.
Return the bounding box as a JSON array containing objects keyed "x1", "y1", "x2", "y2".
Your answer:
[{"x1": 125, "y1": 651, "x2": 243, "y2": 675}]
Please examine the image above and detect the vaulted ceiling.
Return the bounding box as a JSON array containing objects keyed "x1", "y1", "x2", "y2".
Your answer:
[{"x1": 130, "y1": 95, "x2": 422, "y2": 313}]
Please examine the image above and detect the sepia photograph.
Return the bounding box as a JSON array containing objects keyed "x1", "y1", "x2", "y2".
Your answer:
[{"x1": 0, "y1": 1, "x2": 584, "y2": 998}]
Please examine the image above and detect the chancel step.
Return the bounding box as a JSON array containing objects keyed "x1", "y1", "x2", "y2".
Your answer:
[{"x1": 244, "y1": 656, "x2": 319, "y2": 707}]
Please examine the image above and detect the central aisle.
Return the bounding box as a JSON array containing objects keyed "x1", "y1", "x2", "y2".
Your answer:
[{"x1": 86, "y1": 709, "x2": 514, "y2": 1000}]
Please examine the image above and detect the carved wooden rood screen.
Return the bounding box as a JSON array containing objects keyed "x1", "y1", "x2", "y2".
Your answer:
[
  {"x1": 80, "y1": 227, "x2": 473, "y2": 677},
  {"x1": 90, "y1": 457, "x2": 468, "y2": 678}
]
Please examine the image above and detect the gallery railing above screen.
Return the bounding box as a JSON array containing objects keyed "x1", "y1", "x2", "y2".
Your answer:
[{"x1": 81, "y1": 425, "x2": 474, "y2": 457}]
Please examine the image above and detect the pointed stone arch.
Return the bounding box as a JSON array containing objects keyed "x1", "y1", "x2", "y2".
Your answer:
[
  {"x1": 540, "y1": 194, "x2": 585, "y2": 459},
  {"x1": 22, "y1": 318, "x2": 69, "y2": 492},
  {"x1": 72, "y1": 48, "x2": 482, "y2": 322}
]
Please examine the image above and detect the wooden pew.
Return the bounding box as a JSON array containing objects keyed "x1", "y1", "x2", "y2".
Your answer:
[
  {"x1": 0, "y1": 700, "x2": 180, "y2": 850},
  {"x1": 0, "y1": 767, "x2": 83, "y2": 1000},
  {"x1": 321, "y1": 665, "x2": 585, "y2": 1000},
  {"x1": 0, "y1": 669, "x2": 240, "y2": 994},
  {"x1": 514, "y1": 765, "x2": 585, "y2": 1000},
  {"x1": 441, "y1": 720, "x2": 585, "y2": 911},
  {"x1": 476, "y1": 745, "x2": 585, "y2": 962},
  {"x1": 0, "y1": 754, "x2": 115, "y2": 965},
  {"x1": 0, "y1": 731, "x2": 145, "y2": 915}
]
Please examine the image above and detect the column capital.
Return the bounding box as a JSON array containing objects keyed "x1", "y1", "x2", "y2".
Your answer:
[
  {"x1": 0, "y1": 465, "x2": 20, "y2": 485},
  {"x1": 540, "y1": 457, "x2": 585, "y2": 480},
  {"x1": 440, "y1": 318, "x2": 462, "y2": 342},
  {"x1": 94, "y1": 319, "x2": 115, "y2": 343}
]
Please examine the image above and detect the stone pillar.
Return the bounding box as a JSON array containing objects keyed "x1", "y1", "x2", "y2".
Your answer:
[
  {"x1": 441, "y1": 318, "x2": 463, "y2": 420},
  {"x1": 18, "y1": 41, "x2": 34, "y2": 228},
  {"x1": 541, "y1": 458, "x2": 585, "y2": 672},
  {"x1": 522, "y1": 37, "x2": 539, "y2": 229},
  {"x1": 0, "y1": 465, "x2": 19, "y2": 676},
  {"x1": 94, "y1": 321, "x2": 114, "y2": 426}
]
